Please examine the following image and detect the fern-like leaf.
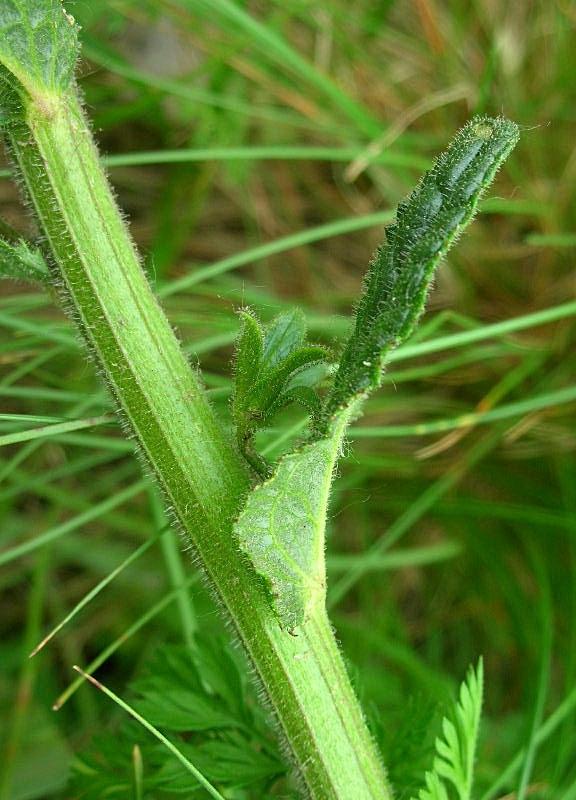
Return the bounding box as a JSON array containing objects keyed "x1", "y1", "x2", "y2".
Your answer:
[
  {"x1": 71, "y1": 638, "x2": 284, "y2": 798},
  {"x1": 413, "y1": 660, "x2": 484, "y2": 800}
]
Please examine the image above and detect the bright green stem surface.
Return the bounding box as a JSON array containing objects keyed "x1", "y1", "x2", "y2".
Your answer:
[{"x1": 7, "y1": 89, "x2": 390, "y2": 798}]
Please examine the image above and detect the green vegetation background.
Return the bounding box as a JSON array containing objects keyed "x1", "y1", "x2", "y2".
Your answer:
[{"x1": 0, "y1": 0, "x2": 574, "y2": 797}]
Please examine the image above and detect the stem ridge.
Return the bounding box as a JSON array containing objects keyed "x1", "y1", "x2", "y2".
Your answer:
[{"x1": 0, "y1": 8, "x2": 390, "y2": 796}]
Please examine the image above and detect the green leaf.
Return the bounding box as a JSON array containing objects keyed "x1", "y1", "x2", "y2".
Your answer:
[
  {"x1": 72, "y1": 641, "x2": 283, "y2": 798},
  {"x1": 284, "y1": 360, "x2": 334, "y2": 391},
  {"x1": 232, "y1": 309, "x2": 264, "y2": 403},
  {"x1": 412, "y1": 660, "x2": 484, "y2": 800},
  {"x1": 232, "y1": 308, "x2": 330, "y2": 474},
  {"x1": 131, "y1": 646, "x2": 243, "y2": 733},
  {"x1": 250, "y1": 344, "x2": 328, "y2": 415},
  {"x1": 0, "y1": 236, "x2": 49, "y2": 282},
  {"x1": 0, "y1": 0, "x2": 79, "y2": 100},
  {"x1": 261, "y1": 308, "x2": 306, "y2": 372},
  {"x1": 269, "y1": 385, "x2": 323, "y2": 419},
  {"x1": 134, "y1": 690, "x2": 240, "y2": 733},
  {"x1": 325, "y1": 116, "x2": 520, "y2": 417},
  {"x1": 234, "y1": 407, "x2": 352, "y2": 630},
  {"x1": 159, "y1": 735, "x2": 282, "y2": 791},
  {"x1": 193, "y1": 634, "x2": 247, "y2": 721}
]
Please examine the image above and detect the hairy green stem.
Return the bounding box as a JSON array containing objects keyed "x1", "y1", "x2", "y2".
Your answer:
[{"x1": 7, "y1": 88, "x2": 390, "y2": 797}]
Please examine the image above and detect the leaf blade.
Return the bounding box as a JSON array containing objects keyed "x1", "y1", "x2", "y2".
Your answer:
[
  {"x1": 234, "y1": 408, "x2": 352, "y2": 629},
  {"x1": 0, "y1": 0, "x2": 79, "y2": 99},
  {"x1": 232, "y1": 309, "x2": 264, "y2": 405},
  {"x1": 250, "y1": 344, "x2": 328, "y2": 414},
  {"x1": 261, "y1": 308, "x2": 306, "y2": 371},
  {"x1": 326, "y1": 116, "x2": 520, "y2": 417}
]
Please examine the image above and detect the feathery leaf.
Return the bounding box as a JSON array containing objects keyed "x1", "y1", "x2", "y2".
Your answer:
[{"x1": 412, "y1": 660, "x2": 484, "y2": 800}]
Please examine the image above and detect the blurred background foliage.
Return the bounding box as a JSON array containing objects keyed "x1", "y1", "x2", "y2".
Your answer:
[{"x1": 0, "y1": 0, "x2": 575, "y2": 797}]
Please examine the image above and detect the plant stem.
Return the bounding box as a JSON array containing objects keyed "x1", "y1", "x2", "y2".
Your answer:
[{"x1": 6, "y1": 88, "x2": 390, "y2": 798}]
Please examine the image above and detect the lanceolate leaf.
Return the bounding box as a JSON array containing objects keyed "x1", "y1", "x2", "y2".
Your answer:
[
  {"x1": 325, "y1": 116, "x2": 519, "y2": 418},
  {"x1": 251, "y1": 345, "x2": 328, "y2": 412},
  {"x1": 233, "y1": 309, "x2": 264, "y2": 400},
  {"x1": 0, "y1": 0, "x2": 79, "y2": 100},
  {"x1": 261, "y1": 308, "x2": 306, "y2": 371},
  {"x1": 234, "y1": 407, "x2": 352, "y2": 630}
]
